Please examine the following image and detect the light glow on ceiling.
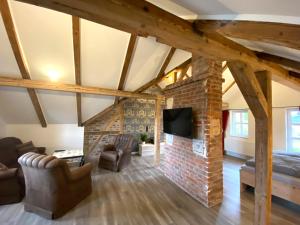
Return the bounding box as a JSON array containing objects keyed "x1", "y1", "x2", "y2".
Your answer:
[{"x1": 47, "y1": 70, "x2": 60, "y2": 82}]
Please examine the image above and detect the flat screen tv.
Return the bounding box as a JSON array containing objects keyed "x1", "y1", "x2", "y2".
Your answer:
[{"x1": 163, "y1": 107, "x2": 193, "y2": 139}]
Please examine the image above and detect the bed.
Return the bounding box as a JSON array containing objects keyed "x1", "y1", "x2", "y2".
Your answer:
[{"x1": 240, "y1": 152, "x2": 300, "y2": 205}]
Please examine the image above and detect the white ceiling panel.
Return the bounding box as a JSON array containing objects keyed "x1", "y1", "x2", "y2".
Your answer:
[
  {"x1": 81, "y1": 95, "x2": 115, "y2": 122},
  {"x1": 81, "y1": 19, "x2": 130, "y2": 89},
  {"x1": 228, "y1": 37, "x2": 300, "y2": 62},
  {"x1": 37, "y1": 90, "x2": 77, "y2": 124},
  {"x1": 0, "y1": 87, "x2": 39, "y2": 123},
  {"x1": 173, "y1": 0, "x2": 300, "y2": 17},
  {"x1": 0, "y1": 15, "x2": 20, "y2": 76},
  {"x1": 125, "y1": 37, "x2": 170, "y2": 91},
  {"x1": 165, "y1": 49, "x2": 191, "y2": 73},
  {"x1": 10, "y1": 0, "x2": 75, "y2": 83}
]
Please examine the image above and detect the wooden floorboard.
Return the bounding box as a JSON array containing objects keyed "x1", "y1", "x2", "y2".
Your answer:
[{"x1": 0, "y1": 156, "x2": 300, "y2": 225}]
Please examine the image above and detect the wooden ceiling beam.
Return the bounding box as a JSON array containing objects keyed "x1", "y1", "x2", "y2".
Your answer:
[
  {"x1": 72, "y1": 16, "x2": 82, "y2": 126},
  {"x1": 16, "y1": 0, "x2": 300, "y2": 92},
  {"x1": 114, "y1": 34, "x2": 137, "y2": 104},
  {"x1": 156, "y1": 47, "x2": 176, "y2": 80},
  {"x1": 195, "y1": 20, "x2": 300, "y2": 51},
  {"x1": 0, "y1": 0, "x2": 47, "y2": 127},
  {"x1": 0, "y1": 76, "x2": 157, "y2": 99},
  {"x1": 256, "y1": 52, "x2": 300, "y2": 74},
  {"x1": 227, "y1": 61, "x2": 269, "y2": 119}
]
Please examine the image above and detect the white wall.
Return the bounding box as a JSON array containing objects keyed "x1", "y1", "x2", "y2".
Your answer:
[
  {"x1": 5, "y1": 124, "x2": 84, "y2": 154},
  {"x1": 0, "y1": 118, "x2": 6, "y2": 138},
  {"x1": 224, "y1": 81, "x2": 300, "y2": 157},
  {"x1": 225, "y1": 108, "x2": 287, "y2": 156}
]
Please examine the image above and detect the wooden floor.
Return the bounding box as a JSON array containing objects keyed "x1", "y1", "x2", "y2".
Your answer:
[{"x1": 1, "y1": 156, "x2": 300, "y2": 225}]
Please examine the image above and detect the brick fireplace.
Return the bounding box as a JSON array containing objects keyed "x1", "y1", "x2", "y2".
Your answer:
[{"x1": 161, "y1": 56, "x2": 223, "y2": 207}]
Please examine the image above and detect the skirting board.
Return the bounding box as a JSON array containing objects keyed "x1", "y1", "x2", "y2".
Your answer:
[{"x1": 224, "y1": 150, "x2": 252, "y2": 160}]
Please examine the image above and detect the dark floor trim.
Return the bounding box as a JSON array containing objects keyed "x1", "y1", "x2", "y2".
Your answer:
[{"x1": 224, "y1": 150, "x2": 252, "y2": 160}]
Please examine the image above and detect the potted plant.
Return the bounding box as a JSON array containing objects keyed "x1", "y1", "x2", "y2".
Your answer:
[{"x1": 140, "y1": 133, "x2": 148, "y2": 145}]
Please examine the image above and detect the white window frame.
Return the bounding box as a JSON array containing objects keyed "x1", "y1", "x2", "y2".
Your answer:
[
  {"x1": 230, "y1": 110, "x2": 249, "y2": 138},
  {"x1": 286, "y1": 108, "x2": 300, "y2": 152}
]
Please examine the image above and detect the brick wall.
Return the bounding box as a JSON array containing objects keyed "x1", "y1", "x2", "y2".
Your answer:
[
  {"x1": 161, "y1": 56, "x2": 223, "y2": 207},
  {"x1": 83, "y1": 98, "x2": 159, "y2": 154},
  {"x1": 83, "y1": 106, "x2": 121, "y2": 155}
]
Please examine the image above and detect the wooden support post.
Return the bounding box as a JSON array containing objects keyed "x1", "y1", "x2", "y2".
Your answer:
[
  {"x1": 228, "y1": 61, "x2": 272, "y2": 225},
  {"x1": 154, "y1": 97, "x2": 162, "y2": 165},
  {"x1": 254, "y1": 71, "x2": 273, "y2": 225}
]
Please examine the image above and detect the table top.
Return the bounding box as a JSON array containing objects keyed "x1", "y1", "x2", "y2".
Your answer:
[{"x1": 52, "y1": 149, "x2": 84, "y2": 159}]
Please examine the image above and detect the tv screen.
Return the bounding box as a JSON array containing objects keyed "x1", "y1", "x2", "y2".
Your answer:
[{"x1": 163, "y1": 107, "x2": 193, "y2": 139}]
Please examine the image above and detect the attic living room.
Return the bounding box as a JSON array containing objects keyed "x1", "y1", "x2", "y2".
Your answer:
[{"x1": 1, "y1": 0, "x2": 300, "y2": 225}]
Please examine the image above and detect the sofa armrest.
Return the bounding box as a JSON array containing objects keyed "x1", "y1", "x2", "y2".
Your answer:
[
  {"x1": 0, "y1": 168, "x2": 18, "y2": 180},
  {"x1": 69, "y1": 163, "x2": 92, "y2": 182},
  {"x1": 103, "y1": 144, "x2": 116, "y2": 152},
  {"x1": 36, "y1": 147, "x2": 46, "y2": 155},
  {"x1": 117, "y1": 149, "x2": 124, "y2": 158}
]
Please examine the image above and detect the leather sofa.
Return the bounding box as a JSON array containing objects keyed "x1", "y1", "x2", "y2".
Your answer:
[
  {"x1": 0, "y1": 137, "x2": 46, "y2": 205},
  {"x1": 99, "y1": 134, "x2": 135, "y2": 172},
  {"x1": 18, "y1": 152, "x2": 92, "y2": 219}
]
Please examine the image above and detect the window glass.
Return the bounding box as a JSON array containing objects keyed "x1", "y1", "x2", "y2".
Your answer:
[
  {"x1": 230, "y1": 110, "x2": 249, "y2": 138},
  {"x1": 287, "y1": 109, "x2": 300, "y2": 152}
]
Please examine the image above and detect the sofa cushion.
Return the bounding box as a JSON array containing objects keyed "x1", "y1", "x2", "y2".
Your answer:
[
  {"x1": 103, "y1": 144, "x2": 116, "y2": 152},
  {"x1": 16, "y1": 141, "x2": 37, "y2": 156},
  {"x1": 100, "y1": 151, "x2": 118, "y2": 161}
]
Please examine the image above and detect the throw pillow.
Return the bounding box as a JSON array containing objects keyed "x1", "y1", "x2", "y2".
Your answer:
[{"x1": 16, "y1": 141, "x2": 37, "y2": 156}]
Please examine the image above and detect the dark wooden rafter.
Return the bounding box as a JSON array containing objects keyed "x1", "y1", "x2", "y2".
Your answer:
[
  {"x1": 72, "y1": 16, "x2": 82, "y2": 126},
  {"x1": 0, "y1": 0, "x2": 47, "y2": 127},
  {"x1": 195, "y1": 20, "x2": 300, "y2": 51},
  {"x1": 114, "y1": 34, "x2": 137, "y2": 104},
  {"x1": 228, "y1": 61, "x2": 272, "y2": 225},
  {"x1": 256, "y1": 52, "x2": 300, "y2": 74}
]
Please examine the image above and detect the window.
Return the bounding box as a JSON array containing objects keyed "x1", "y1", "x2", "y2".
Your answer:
[
  {"x1": 287, "y1": 108, "x2": 300, "y2": 152},
  {"x1": 230, "y1": 110, "x2": 249, "y2": 138}
]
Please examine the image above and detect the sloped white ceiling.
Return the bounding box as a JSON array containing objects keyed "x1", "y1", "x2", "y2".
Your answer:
[
  {"x1": 149, "y1": 0, "x2": 300, "y2": 24},
  {"x1": 81, "y1": 95, "x2": 115, "y2": 122},
  {"x1": 80, "y1": 18, "x2": 130, "y2": 121},
  {"x1": 0, "y1": 15, "x2": 19, "y2": 75},
  {"x1": 9, "y1": 1, "x2": 77, "y2": 124},
  {"x1": 0, "y1": 87, "x2": 38, "y2": 123},
  {"x1": 228, "y1": 38, "x2": 300, "y2": 62},
  {"x1": 3, "y1": 0, "x2": 300, "y2": 125},
  {"x1": 0, "y1": 0, "x2": 191, "y2": 124},
  {"x1": 173, "y1": 0, "x2": 300, "y2": 18},
  {"x1": 125, "y1": 37, "x2": 170, "y2": 91}
]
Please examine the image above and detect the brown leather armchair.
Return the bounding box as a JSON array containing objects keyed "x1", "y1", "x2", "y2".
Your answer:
[
  {"x1": 18, "y1": 152, "x2": 92, "y2": 219},
  {"x1": 0, "y1": 137, "x2": 46, "y2": 205},
  {"x1": 99, "y1": 134, "x2": 135, "y2": 172}
]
